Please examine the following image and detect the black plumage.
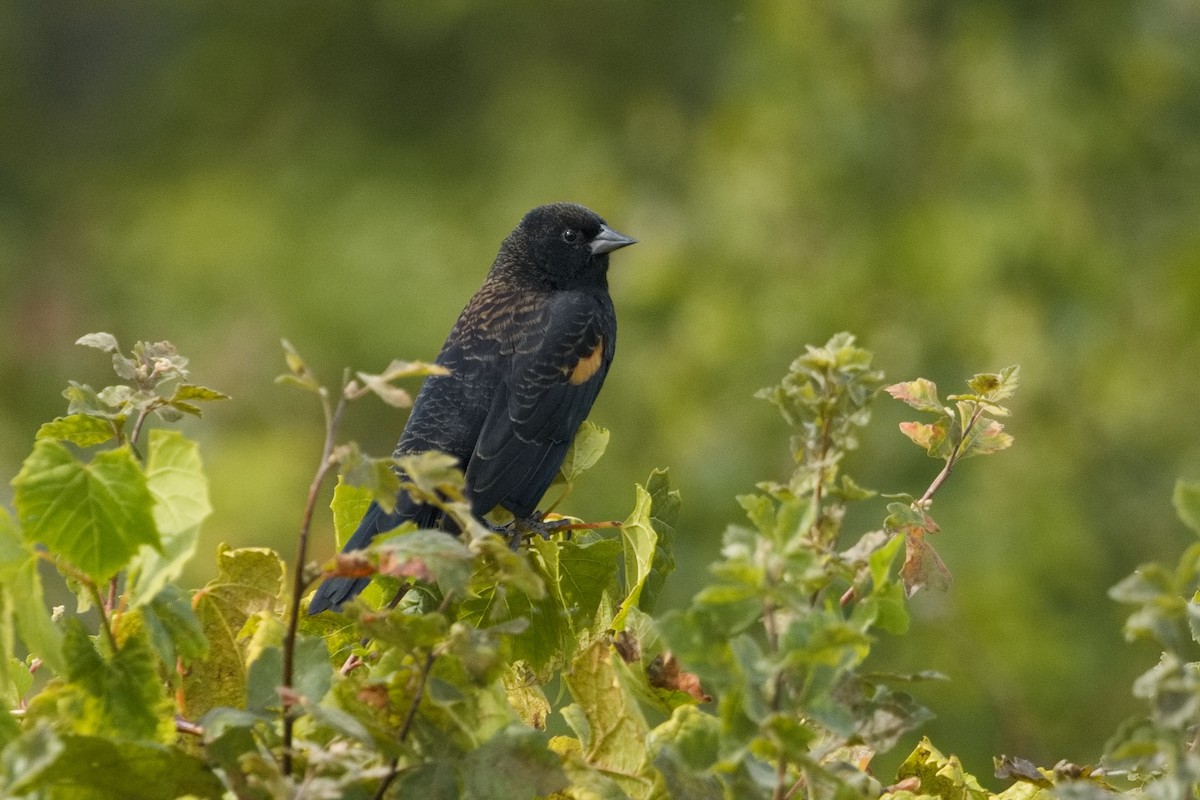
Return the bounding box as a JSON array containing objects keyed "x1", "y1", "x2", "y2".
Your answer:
[{"x1": 308, "y1": 203, "x2": 635, "y2": 614}]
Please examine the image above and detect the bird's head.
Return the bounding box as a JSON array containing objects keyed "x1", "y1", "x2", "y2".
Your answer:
[{"x1": 501, "y1": 203, "x2": 636, "y2": 289}]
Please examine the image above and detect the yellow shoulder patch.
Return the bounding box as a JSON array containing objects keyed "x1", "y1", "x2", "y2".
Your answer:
[{"x1": 569, "y1": 339, "x2": 605, "y2": 385}]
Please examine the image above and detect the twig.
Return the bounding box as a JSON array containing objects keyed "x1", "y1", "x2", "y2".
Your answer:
[
  {"x1": 282, "y1": 373, "x2": 350, "y2": 776},
  {"x1": 373, "y1": 648, "x2": 438, "y2": 800},
  {"x1": 915, "y1": 403, "x2": 985, "y2": 508}
]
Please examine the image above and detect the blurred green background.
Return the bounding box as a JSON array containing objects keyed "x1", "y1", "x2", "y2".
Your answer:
[{"x1": 3, "y1": 0, "x2": 1200, "y2": 781}]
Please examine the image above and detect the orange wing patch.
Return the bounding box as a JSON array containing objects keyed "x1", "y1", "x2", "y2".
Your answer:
[{"x1": 568, "y1": 339, "x2": 605, "y2": 385}]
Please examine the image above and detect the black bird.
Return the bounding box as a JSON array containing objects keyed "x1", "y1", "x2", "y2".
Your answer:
[{"x1": 308, "y1": 203, "x2": 635, "y2": 614}]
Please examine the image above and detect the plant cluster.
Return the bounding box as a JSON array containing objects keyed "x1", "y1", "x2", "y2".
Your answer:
[{"x1": 0, "y1": 332, "x2": 1195, "y2": 799}]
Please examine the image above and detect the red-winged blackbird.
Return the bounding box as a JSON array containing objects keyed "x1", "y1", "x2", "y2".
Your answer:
[{"x1": 308, "y1": 203, "x2": 636, "y2": 614}]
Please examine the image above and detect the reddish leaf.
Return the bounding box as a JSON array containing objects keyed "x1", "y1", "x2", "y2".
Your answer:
[
  {"x1": 886, "y1": 379, "x2": 943, "y2": 413},
  {"x1": 898, "y1": 420, "x2": 950, "y2": 456},
  {"x1": 899, "y1": 530, "x2": 952, "y2": 597},
  {"x1": 648, "y1": 652, "x2": 712, "y2": 703}
]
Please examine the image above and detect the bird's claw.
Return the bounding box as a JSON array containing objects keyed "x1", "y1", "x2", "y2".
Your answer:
[{"x1": 504, "y1": 512, "x2": 574, "y2": 550}]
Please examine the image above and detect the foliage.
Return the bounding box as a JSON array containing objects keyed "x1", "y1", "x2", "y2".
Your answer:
[
  {"x1": 4, "y1": 2, "x2": 1200, "y2": 771},
  {"x1": 0, "y1": 332, "x2": 1196, "y2": 799}
]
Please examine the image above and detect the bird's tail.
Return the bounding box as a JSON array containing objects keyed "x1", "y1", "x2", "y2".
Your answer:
[{"x1": 306, "y1": 501, "x2": 414, "y2": 615}]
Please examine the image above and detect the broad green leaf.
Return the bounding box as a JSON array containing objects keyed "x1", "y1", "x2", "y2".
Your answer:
[
  {"x1": 562, "y1": 639, "x2": 653, "y2": 797},
  {"x1": 967, "y1": 364, "x2": 1020, "y2": 403},
  {"x1": 893, "y1": 737, "x2": 989, "y2": 800},
  {"x1": 245, "y1": 644, "x2": 283, "y2": 713},
  {"x1": 128, "y1": 429, "x2": 211, "y2": 607},
  {"x1": 396, "y1": 450, "x2": 466, "y2": 502},
  {"x1": 648, "y1": 704, "x2": 721, "y2": 771},
  {"x1": 35, "y1": 414, "x2": 118, "y2": 447},
  {"x1": 57, "y1": 618, "x2": 173, "y2": 742},
  {"x1": 376, "y1": 528, "x2": 474, "y2": 596},
  {"x1": 652, "y1": 745, "x2": 724, "y2": 800},
  {"x1": 13, "y1": 440, "x2": 160, "y2": 582},
  {"x1": 885, "y1": 378, "x2": 943, "y2": 413},
  {"x1": 331, "y1": 478, "x2": 374, "y2": 549},
  {"x1": 461, "y1": 577, "x2": 558, "y2": 679},
  {"x1": 141, "y1": 584, "x2": 207, "y2": 665},
  {"x1": 505, "y1": 665, "x2": 551, "y2": 729},
  {"x1": 337, "y1": 443, "x2": 402, "y2": 513},
  {"x1": 958, "y1": 417, "x2": 1013, "y2": 459},
  {"x1": 4, "y1": 728, "x2": 224, "y2": 800},
  {"x1": 461, "y1": 725, "x2": 569, "y2": 800},
  {"x1": 183, "y1": 544, "x2": 284, "y2": 720},
  {"x1": 167, "y1": 383, "x2": 230, "y2": 416},
  {"x1": 640, "y1": 468, "x2": 681, "y2": 615},
  {"x1": 1174, "y1": 479, "x2": 1200, "y2": 536},
  {"x1": 170, "y1": 383, "x2": 230, "y2": 403},
  {"x1": 0, "y1": 509, "x2": 65, "y2": 675},
  {"x1": 63, "y1": 380, "x2": 126, "y2": 419},
  {"x1": 75, "y1": 331, "x2": 120, "y2": 353},
  {"x1": 558, "y1": 421, "x2": 610, "y2": 482},
  {"x1": 612, "y1": 484, "x2": 657, "y2": 632},
  {"x1": 531, "y1": 536, "x2": 621, "y2": 640}
]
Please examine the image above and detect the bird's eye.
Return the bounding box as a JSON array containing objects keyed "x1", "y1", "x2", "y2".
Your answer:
[{"x1": 561, "y1": 229, "x2": 579, "y2": 244}]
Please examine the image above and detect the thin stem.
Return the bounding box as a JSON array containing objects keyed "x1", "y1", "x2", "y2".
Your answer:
[
  {"x1": 373, "y1": 647, "x2": 438, "y2": 800},
  {"x1": 282, "y1": 375, "x2": 351, "y2": 776},
  {"x1": 128, "y1": 403, "x2": 157, "y2": 461},
  {"x1": 916, "y1": 403, "x2": 985, "y2": 508},
  {"x1": 809, "y1": 412, "x2": 834, "y2": 532},
  {"x1": 86, "y1": 580, "x2": 118, "y2": 654}
]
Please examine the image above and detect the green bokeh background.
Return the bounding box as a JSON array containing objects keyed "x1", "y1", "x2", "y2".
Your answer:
[{"x1": 3, "y1": 0, "x2": 1199, "y2": 780}]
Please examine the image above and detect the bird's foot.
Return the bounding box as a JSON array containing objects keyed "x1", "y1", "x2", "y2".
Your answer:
[{"x1": 505, "y1": 513, "x2": 622, "y2": 550}]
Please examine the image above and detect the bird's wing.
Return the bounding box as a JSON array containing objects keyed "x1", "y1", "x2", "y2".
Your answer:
[{"x1": 465, "y1": 291, "x2": 614, "y2": 518}]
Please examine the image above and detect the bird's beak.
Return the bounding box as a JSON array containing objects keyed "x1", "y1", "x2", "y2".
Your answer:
[{"x1": 590, "y1": 224, "x2": 637, "y2": 255}]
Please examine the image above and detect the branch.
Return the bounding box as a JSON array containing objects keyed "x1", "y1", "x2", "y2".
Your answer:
[{"x1": 281, "y1": 372, "x2": 350, "y2": 776}]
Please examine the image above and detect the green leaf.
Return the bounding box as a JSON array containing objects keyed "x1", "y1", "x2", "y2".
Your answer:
[
  {"x1": 277, "y1": 338, "x2": 319, "y2": 392},
  {"x1": 640, "y1": 468, "x2": 681, "y2": 615},
  {"x1": 332, "y1": 478, "x2": 374, "y2": 550},
  {"x1": 958, "y1": 417, "x2": 1014, "y2": 459},
  {"x1": 461, "y1": 725, "x2": 569, "y2": 800},
  {"x1": 612, "y1": 484, "x2": 658, "y2": 632},
  {"x1": 57, "y1": 618, "x2": 173, "y2": 742},
  {"x1": 968, "y1": 364, "x2": 1020, "y2": 403},
  {"x1": 140, "y1": 584, "x2": 207, "y2": 665},
  {"x1": 128, "y1": 429, "x2": 211, "y2": 607},
  {"x1": 337, "y1": 443, "x2": 402, "y2": 513},
  {"x1": 894, "y1": 737, "x2": 990, "y2": 800},
  {"x1": 531, "y1": 536, "x2": 622, "y2": 641},
  {"x1": 183, "y1": 544, "x2": 284, "y2": 720},
  {"x1": 13, "y1": 440, "x2": 160, "y2": 582},
  {"x1": 63, "y1": 380, "x2": 126, "y2": 420},
  {"x1": 562, "y1": 639, "x2": 653, "y2": 796},
  {"x1": 35, "y1": 414, "x2": 118, "y2": 447},
  {"x1": 167, "y1": 383, "x2": 230, "y2": 416},
  {"x1": 396, "y1": 450, "x2": 467, "y2": 503},
  {"x1": 355, "y1": 358, "x2": 448, "y2": 407},
  {"x1": 377, "y1": 528, "x2": 474, "y2": 596},
  {"x1": 4, "y1": 728, "x2": 224, "y2": 800},
  {"x1": 1174, "y1": 480, "x2": 1200, "y2": 536},
  {"x1": 885, "y1": 378, "x2": 943, "y2": 413},
  {"x1": 0, "y1": 509, "x2": 65, "y2": 675},
  {"x1": 558, "y1": 421, "x2": 610, "y2": 483},
  {"x1": 245, "y1": 645, "x2": 283, "y2": 713},
  {"x1": 648, "y1": 704, "x2": 721, "y2": 771},
  {"x1": 76, "y1": 332, "x2": 120, "y2": 353}
]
